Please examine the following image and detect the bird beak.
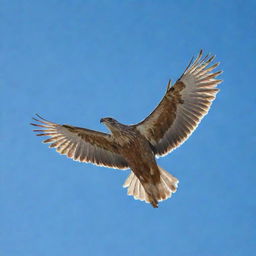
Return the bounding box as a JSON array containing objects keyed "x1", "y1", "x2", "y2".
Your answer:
[{"x1": 100, "y1": 118, "x2": 104, "y2": 123}]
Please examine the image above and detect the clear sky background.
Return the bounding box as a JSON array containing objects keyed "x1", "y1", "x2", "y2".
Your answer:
[{"x1": 1, "y1": 1, "x2": 255, "y2": 255}]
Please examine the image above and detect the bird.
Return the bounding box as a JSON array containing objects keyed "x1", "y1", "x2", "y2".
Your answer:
[{"x1": 31, "y1": 50, "x2": 222, "y2": 208}]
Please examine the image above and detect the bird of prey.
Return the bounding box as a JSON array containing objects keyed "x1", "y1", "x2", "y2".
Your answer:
[{"x1": 31, "y1": 50, "x2": 222, "y2": 208}]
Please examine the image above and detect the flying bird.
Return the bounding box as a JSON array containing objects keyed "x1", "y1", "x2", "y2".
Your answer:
[{"x1": 31, "y1": 50, "x2": 222, "y2": 208}]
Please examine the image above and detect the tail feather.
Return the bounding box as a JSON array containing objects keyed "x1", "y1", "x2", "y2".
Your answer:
[
  {"x1": 123, "y1": 166, "x2": 179, "y2": 206},
  {"x1": 159, "y1": 167, "x2": 178, "y2": 194},
  {"x1": 124, "y1": 172, "x2": 149, "y2": 202}
]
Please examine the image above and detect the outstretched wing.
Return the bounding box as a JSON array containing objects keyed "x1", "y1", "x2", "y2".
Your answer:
[
  {"x1": 134, "y1": 50, "x2": 223, "y2": 156},
  {"x1": 31, "y1": 115, "x2": 129, "y2": 169}
]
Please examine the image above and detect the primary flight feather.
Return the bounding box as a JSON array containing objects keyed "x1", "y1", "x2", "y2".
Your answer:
[{"x1": 31, "y1": 50, "x2": 222, "y2": 208}]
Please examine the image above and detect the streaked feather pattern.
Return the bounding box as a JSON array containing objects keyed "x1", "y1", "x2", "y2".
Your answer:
[
  {"x1": 31, "y1": 115, "x2": 129, "y2": 169},
  {"x1": 135, "y1": 50, "x2": 222, "y2": 156}
]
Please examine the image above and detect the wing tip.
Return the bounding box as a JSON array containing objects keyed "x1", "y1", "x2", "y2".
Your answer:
[{"x1": 31, "y1": 114, "x2": 58, "y2": 128}]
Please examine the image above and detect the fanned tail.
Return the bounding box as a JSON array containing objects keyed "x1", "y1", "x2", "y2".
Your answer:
[{"x1": 123, "y1": 166, "x2": 179, "y2": 207}]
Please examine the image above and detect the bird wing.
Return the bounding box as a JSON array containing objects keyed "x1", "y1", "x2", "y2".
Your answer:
[
  {"x1": 134, "y1": 50, "x2": 222, "y2": 157},
  {"x1": 31, "y1": 115, "x2": 129, "y2": 169}
]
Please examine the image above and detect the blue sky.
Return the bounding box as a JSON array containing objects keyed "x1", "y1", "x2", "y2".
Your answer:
[{"x1": 1, "y1": 0, "x2": 255, "y2": 255}]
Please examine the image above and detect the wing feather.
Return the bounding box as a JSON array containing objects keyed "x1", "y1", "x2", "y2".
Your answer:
[
  {"x1": 134, "y1": 50, "x2": 223, "y2": 156},
  {"x1": 31, "y1": 115, "x2": 129, "y2": 169}
]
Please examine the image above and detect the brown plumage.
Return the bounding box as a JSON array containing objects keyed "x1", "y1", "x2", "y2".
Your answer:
[{"x1": 31, "y1": 50, "x2": 222, "y2": 208}]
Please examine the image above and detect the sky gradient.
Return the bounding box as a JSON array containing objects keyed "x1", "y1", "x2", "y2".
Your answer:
[{"x1": 1, "y1": 1, "x2": 256, "y2": 255}]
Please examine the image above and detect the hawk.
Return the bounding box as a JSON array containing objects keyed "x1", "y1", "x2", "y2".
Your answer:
[{"x1": 31, "y1": 50, "x2": 222, "y2": 208}]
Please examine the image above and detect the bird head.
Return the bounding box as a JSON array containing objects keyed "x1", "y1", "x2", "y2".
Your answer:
[{"x1": 100, "y1": 117, "x2": 120, "y2": 133}]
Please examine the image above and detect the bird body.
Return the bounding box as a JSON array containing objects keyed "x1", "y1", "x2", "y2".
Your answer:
[
  {"x1": 32, "y1": 50, "x2": 222, "y2": 208},
  {"x1": 104, "y1": 121, "x2": 164, "y2": 208}
]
